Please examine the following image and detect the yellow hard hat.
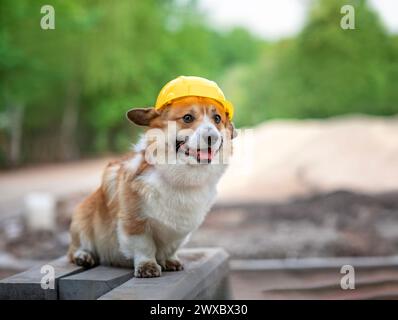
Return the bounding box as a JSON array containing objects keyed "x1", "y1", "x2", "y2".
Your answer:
[{"x1": 155, "y1": 76, "x2": 234, "y2": 120}]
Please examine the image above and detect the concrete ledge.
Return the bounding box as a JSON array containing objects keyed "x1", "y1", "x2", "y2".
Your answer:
[
  {"x1": 59, "y1": 266, "x2": 134, "y2": 300},
  {"x1": 0, "y1": 248, "x2": 230, "y2": 300},
  {"x1": 99, "y1": 248, "x2": 230, "y2": 300},
  {"x1": 0, "y1": 257, "x2": 84, "y2": 300}
]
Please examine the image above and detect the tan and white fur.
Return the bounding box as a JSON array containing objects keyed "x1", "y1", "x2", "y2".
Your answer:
[{"x1": 68, "y1": 96, "x2": 236, "y2": 277}]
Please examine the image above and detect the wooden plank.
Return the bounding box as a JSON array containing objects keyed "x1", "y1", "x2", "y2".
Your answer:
[
  {"x1": 59, "y1": 266, "x2": 133, "y2": 300},
  {"x1": 230, "y1": 266, "x2": 398, "y2": 299},
  {"x1": 230, "y1": 256, "x2": 398, "y2": 271},
  {"x1": 0, "y1": 256, "x2": 84, "y2": 300},
  {"x1": 98, "y1": 248, "x2": 229, "y2": 300}
]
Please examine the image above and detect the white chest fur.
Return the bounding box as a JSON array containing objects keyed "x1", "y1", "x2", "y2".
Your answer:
[
  {"x1": 118, "y1": 143, "x2": 227, "y2": 259},
  {"x1": 139, "y1": 170, "x2": 215, "y2": 234}
]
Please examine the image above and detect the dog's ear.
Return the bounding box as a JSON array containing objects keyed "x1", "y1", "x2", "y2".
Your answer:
[
  {"x1": 228, "y1": 121, "x2": 238, "y2": 139},
  {"x1": 225, "y1": 111, "x2": 237, "y2": 139},
  {"x1": 225, "y1": 112, "x2": 237, "y2": 139},
  {"x1": 126, "y1": 108, "x2": 160, "y2": 126}
]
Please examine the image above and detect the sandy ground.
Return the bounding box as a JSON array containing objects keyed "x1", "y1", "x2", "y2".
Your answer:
[
  {"x1": 1, "y1": 115, "x2": 398, "y2": 215},
  {"x1": 218, "y1": 114, "x2": 398, "y2": 203},
  {"x1": 0, "y1": 158, "x2": 109, "y2": 216}
]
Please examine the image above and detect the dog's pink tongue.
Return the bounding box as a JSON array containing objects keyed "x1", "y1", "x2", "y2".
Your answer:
[{"x1": 197, "y1": 149, "x2": 213, "y2": 161}]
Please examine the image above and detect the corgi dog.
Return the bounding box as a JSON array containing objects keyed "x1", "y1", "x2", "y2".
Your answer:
[{"x1": 67, "y1": 95, "x2": 236, "y2": 277}]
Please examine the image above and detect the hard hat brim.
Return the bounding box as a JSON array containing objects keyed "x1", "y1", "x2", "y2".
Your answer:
[{"x1": 155, "y1": 95, "x2": 234, "y2": 120}]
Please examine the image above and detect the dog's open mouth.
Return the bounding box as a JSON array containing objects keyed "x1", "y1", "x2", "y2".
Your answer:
[{"x1": 176, "y1": 139, "x2": 218, "y2": 164}]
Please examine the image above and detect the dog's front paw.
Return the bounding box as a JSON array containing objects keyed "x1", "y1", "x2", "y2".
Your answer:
[
  {"x1": 161, "y1": 259, "x2": 184, "y2": 272},
  {"x1": 73, "y1": 250, "x2": 97, "y2": 268},
  {"x1": 135, "y1": 261, "x2": 161, "y2": 278}
]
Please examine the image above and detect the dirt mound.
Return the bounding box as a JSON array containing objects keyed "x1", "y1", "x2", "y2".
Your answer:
[{"x1": 218, "y1": 115, "x2": 398, "y2": 202}]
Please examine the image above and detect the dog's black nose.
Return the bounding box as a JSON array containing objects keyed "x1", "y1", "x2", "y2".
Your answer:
[{"x1": 202, "y1": 132, "x2": 219, "y2": 146}]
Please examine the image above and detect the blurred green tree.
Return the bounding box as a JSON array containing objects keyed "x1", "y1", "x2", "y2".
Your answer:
[
  {"x1": 0, "y1": 0, "x2": 261, "y2": 166},
  {"x1": 235, "y1": 0, "x2": 397, "y2": 126}
]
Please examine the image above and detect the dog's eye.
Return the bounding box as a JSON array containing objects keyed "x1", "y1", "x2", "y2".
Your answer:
[
  {"x1": 183, "y1": 114, "x2": 194, "y2": 123},
  {"x1": 214, "y1": 114, "x2": 221, "y2": 124}
]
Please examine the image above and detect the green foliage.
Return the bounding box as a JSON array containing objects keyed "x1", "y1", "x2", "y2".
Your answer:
[
  {"x1": 234, "y1": 0, "x2": 398, "y2": 127},
  {"x1": 0, "y1": 0, "x2": 261, "y2": 165}
]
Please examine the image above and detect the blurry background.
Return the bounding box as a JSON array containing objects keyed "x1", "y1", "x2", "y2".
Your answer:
[{"x1": 1, "y1": 0, "x2": 398, "y2": 299}]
